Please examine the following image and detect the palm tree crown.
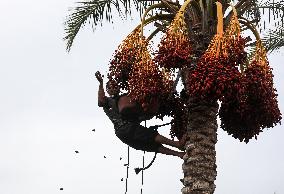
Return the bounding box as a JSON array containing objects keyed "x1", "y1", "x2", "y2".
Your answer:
[{"x1": 64, "y1": 0, "x2": 284, "y2": 53}]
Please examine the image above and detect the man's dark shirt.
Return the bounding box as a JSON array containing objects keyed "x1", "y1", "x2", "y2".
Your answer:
[
  {"x1": 102, "y1": 96, "x2": 161, "y2": 152},
  {"x1": 103, "y1": 96, "x2": 132, "y2": 129}
]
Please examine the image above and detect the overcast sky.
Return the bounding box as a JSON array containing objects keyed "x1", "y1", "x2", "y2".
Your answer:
[{"x1": 0, "y1": 0, "x2": 283, "y2": 194}]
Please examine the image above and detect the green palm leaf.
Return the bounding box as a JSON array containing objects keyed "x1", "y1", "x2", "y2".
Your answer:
[
  {"x1": 64, "y1": 0, "x2": 156, "y2": 51},
  {"x1": 257, "y1": 0, "x2": 284, "y2": 31},
  {"x1": 262, "y1": 25, "x2": 284, "y2": 52},
  {"x1": 236, "y1": 1, "x2": 284, "y2": 55}
]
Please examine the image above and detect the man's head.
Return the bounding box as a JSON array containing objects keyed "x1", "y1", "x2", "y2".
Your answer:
[
  {"x1": 141, "y1": 96, "x2": 160, "y2": 113},
  {"x1": 106, "y1": 79, "x2": 119, "y2": 96}
]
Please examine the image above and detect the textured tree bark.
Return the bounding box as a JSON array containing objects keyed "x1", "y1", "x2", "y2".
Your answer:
[{"x1": 181, "y1": 98, "x2": 219, "y2": 194}]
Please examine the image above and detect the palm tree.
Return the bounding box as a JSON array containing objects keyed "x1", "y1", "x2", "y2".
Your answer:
[{"x1": 64, "y1": 0, "x2": 283, "y2": 193}]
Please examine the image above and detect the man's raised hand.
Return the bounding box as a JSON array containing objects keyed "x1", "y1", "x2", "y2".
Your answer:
[{"x1": 95, "y1": 71, "x2": 104, "y2": 84}]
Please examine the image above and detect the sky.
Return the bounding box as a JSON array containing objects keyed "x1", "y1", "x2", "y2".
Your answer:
[{"x1": 0, "y1": 0, "x2": 283, "y2": 194}]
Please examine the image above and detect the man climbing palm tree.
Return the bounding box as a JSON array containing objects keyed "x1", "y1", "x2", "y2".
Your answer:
[{"x1": 95, "y1": 71, "x2": 186, "y2": 158}]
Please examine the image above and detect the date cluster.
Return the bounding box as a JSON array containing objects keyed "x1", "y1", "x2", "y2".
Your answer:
[
  {"x1": 154, "y1": 14, "x2": 192, "y2": 69},
  {"x1": 107, "y1": 29, "x2": 142, "y2": 91},
  {"x1": 185, "y1": 34, "x2": 242, "y2": 102},
  {"x1": 108, "y1": 28, "x2": 173, "y2": 105},
  {"x1": 219, "y1": 42, "x2": 282, "y2": 142},
  {"x1": 155, "y1": 92, "x2": 188, "y2": 140},
  {"x1": 127, "y1": 39, "x2": 165, "y2": 105},
  {"x1": 185, "y1": 13, "x2": 281, "y2": 142},
  {"x1": 170, "y1": 100, "x2": 188, "y2": 140}
]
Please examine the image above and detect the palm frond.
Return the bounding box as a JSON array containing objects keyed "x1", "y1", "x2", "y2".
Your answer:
[
  {"x1": 64, "y1": 0, "x2": 118, "y2": 51},
  {"x1": 233, "y1": 0, "x2": 284, "y2": 54},
  {"x1": 64, "y1": 0, "x2": 157, "y2": 51},
  {"x1": 224, "y1": 0, "x2": 260, "y2": 27},
  {"x1": 242, "y1": 0, "x2": 260, "y2": 25},
  {"x1": 227, "y1": 1, "x2": 284, "y2": 31},
  {"x1": 246, "y1": 41, "x2": 257, "y2": 62},
  {"x1": 243, "y1": 21, "x2": 284, "y2": 58},
  {"x1": 254, "y1": 0, "x2": 284, "y2": 31},
  {"x1": 262, "y1": 25, "x2": 284, "y2": 52}
]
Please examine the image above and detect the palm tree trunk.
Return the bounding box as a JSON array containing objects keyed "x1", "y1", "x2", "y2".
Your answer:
[{"x1": 182, "y1": 98, "x2": 219, "y2": 194}]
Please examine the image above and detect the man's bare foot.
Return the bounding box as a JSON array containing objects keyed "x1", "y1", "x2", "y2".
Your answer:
[
  {"x1": 178, "y1": 152, "x2": 186, "y2": 159},
  {"x1": 178, "y1": 134, "x2": 188, "y2": 151}
]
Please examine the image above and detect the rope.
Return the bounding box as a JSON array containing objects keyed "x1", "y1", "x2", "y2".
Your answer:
[
  {"x1": 134, "y1": 152, "x2": 157, "y2": 174},
  {"x1": 124, "y1": 146, "x2": 130, "y2": 194},
  {"x1": 150, "y1": 121, "x2": 173, "y2": 129},
  {"x1": 134, "y1": 121, "x2": 172, "y2": 175},
  {"x1": 140, "y1": 151, "x2": 145, "y2": 194},
  {"x1": 124, "y1": 121, "x2": 171, "y2": 193},
  {"x1": 140, "y1": 121, "x2": 146, "y2": 194}
]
